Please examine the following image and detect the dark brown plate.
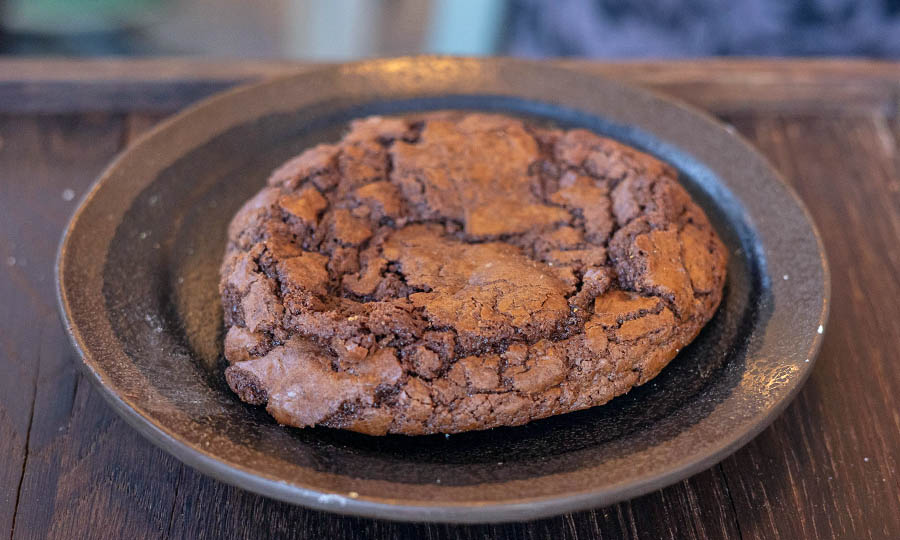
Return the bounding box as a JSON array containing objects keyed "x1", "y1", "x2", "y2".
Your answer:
[{"x1": 56, "y1": 57, "x2": 829, "y2": 523}]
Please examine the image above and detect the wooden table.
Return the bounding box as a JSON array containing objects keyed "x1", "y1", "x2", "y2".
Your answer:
[{"x1": 2, "y1": 59, "x2": 899, "y2": 539}]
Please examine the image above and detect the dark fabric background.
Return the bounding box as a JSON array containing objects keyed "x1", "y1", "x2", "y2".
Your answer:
[{"x1": 505, "y1": 0, "x2": 900, "y2": 58}]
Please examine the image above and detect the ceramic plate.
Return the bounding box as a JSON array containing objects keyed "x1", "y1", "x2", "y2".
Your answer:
[{"x1": 57, "y1": 57, "x2": 829, "y2": 523}]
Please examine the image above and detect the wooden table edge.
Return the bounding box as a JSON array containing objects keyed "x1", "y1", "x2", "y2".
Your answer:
[{"x1": 0, "y1": 57, "x2": 898, "y2": 116}]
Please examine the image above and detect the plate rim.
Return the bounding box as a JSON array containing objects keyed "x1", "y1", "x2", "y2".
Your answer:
[{"x1": 56, "y1": 56, "x2": 831, "y2": 523}]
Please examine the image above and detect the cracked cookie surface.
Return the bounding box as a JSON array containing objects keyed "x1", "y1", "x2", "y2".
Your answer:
[{"x1": 220, "y1": 112, "x2": 727, "y2": 435}]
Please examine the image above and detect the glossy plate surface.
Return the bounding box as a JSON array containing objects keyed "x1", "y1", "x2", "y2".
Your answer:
[{"x1": 57, "y1": 57, "x2": 829, "y2": 523}]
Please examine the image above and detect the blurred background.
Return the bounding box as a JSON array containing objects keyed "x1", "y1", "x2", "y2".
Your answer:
[{"x1": 1, "y1": 0, "x2": 899, "y2": 58}]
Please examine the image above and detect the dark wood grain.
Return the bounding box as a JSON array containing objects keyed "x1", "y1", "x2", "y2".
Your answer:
[
  {"x1": 158, "y1": 465, "x2": 740, "y2": 539},
  {"x1": 1, "y1": 58, "x2": 898, "y2": 116},
  {"x1": 1, "y1": 60, "x2": 899, "y2": 539},
  {"x1": 1, "y1": 113, "x2": 195, "y2": 540},
  {"x1": 716, "y1": 114, "x2": 900, "y2": 540},
  {"x1": 0, "y1": 114, "x2": 124, "y2": 539}
]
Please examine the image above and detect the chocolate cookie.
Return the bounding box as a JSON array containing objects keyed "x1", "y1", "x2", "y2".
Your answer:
[{"x1": 219, "y1": 112, "x2": 727, "y2": 435}]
